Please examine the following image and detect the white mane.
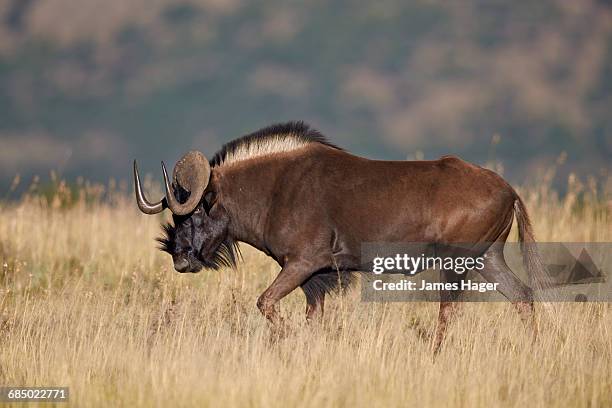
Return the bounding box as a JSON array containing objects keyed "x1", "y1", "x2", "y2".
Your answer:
[
  {"x1": 220, "y1": 134, "x2": 312, "y2": 166},
  {"x1": 211, "y1": 122, "x2": 339, "y2": 167}
]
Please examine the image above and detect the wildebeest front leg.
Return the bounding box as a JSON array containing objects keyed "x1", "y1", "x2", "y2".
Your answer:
[
  {"x1": 257, "y1": 260, "x2": 315, "y2": 332},
  {"x1": 303, "y1": 291, "x2": 324, "y2": 322}
]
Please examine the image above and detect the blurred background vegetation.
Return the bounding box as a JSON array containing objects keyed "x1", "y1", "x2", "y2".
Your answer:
[{"x1": 0, "y1": 0, "x2": 610, "y2": 192}]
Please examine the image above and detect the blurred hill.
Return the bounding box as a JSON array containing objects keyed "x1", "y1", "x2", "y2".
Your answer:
[{"x1": 0, "y1": 0, "x2": 611, "y2": 191}]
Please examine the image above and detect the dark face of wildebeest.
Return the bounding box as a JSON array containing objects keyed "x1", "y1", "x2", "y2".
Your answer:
[
  {"x1": 133, "y1": 151, "x2": 237, "y2": 273},
  {"x1": 158, "y1": 201, "x2": 235, "y2": 273},
  {"x1": 159, "y1": 205, "x2": 207, "y2": 273}
]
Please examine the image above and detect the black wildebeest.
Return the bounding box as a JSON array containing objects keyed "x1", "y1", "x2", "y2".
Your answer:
[{"x1": 134, "y1": 122, "x2": 545, "y2": 352}]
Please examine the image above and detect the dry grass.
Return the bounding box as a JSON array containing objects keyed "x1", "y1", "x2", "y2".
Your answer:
[{"x1": 0, "y1": 175, "x2": 610, "y2": 407}]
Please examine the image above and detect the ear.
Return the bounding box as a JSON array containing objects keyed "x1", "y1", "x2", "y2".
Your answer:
[
  {"x1": 203, "y1": 191, "x2": 215, "y2": 214},
  {"x1": 208, "y1": 201, "x2": 230, "y2": 229}
]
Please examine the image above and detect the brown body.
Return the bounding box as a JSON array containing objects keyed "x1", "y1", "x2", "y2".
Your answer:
[
  {"x1": 218, "y1": 145, "x2": 515, "y2": 261},
  {"x1": 134, "y1": 122, "x2": 543, "y2": 353}
]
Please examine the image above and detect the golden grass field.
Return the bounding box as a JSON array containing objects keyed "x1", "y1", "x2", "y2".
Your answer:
[{"x1": 0, "y1": 173, "x2": 610, "y2": 407}]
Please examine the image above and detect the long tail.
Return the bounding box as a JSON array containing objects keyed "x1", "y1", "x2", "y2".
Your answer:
[{"x1": 513, "y1": 195, "x2": 550, "y2": 295}]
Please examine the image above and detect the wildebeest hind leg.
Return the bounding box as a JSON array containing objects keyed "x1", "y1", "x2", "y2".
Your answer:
[
  {"x1": 479, "y1": 249, "x2": 537, "y2": 341},
  {"x1": 432, "y1": 269, "x2": 465, "y2": 354}
]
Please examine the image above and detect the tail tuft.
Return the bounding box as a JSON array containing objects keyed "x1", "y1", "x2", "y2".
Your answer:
[{"x1": 514, "y1": 196, "x2": 551, "y2": 293}]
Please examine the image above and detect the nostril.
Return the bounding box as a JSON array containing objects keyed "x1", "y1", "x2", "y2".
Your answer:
[{"x1": 174, "y1": 258, "x2": 190, "y2": 272}]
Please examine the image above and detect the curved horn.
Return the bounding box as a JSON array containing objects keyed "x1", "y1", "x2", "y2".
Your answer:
[
  {"x1": 133, "y1": 161, "x2": 166, "y2": 214},
  {"x1": 162, "y1": 151, "x2": 210, "y2": 216}
]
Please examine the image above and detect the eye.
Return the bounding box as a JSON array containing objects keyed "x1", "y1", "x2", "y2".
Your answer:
[{"x1": 194, "y1": 207, "x2": 202, "y2": 215}]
